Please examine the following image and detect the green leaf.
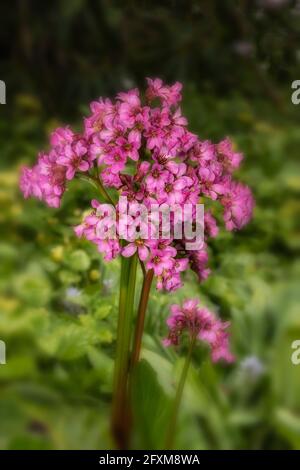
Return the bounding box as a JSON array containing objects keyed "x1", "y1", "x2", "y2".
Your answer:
[
  {"x1": 131, "y1": 359, "x2": 171, "y2": 449},
  {"x1": 67, "y1": 250, "x2": 91, "y2": 272},
  {"x1": 274, "y1": 408, "x2": 300, "y2": 449}
]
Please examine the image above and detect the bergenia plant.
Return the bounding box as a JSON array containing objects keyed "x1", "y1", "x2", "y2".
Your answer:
[
  {"x1": 20, "y1": 78, "x2": 254, "y2": 449},
  {"x1": 163, "y1": 298, "x2": 234, "y2": 448}
]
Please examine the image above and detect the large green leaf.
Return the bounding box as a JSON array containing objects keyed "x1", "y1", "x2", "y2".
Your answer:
[{"x1": 131, "y1": 359, "x2": 171, "y2": 449}]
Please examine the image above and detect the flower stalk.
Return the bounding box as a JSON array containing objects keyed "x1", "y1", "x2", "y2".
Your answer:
[
  {"x1": 111, "y1": 252, "x2": 138, "y2": 449},
  {"x1": 165, "y1": 335, "x2": 196, "y2": 450},
  {"x1": 131, "y1": 268, "x2": 154, "y2": 367}
]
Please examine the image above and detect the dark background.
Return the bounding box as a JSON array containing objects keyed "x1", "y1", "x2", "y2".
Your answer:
[{"x1": 1, "y1": 0, "x2": 299, "y2": 117}]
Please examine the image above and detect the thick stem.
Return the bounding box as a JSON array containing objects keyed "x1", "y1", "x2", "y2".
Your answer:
[
  {"x1": 111, "y1": 253, "x2": 138, "y2": 449},
  {"x1": 131, "y1": 268, "x2": 154, "y2": 367},
  {"x1": 80, "y1": 172, "x2": 148, "y2": 447},
  {"x1": 165, "y1": 335, "x2": 196, "y2": 450}
]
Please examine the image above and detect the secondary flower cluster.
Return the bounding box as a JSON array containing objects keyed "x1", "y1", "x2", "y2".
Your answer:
[
  {"x1": 20, "y1": 127, "x2": 95, "y2": 209},
  {"x1": 164, "y1": 299, "x2": 234, "y2": 363},
  {"x1": 20, "y1": 78, "x2": 254, "y2": 291}
]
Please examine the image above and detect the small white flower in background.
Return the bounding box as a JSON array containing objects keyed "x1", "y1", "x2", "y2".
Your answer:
[
  {"x1": 103, "y1": 279, "x2": 114, "y2": 291},
  {"x1": 239, "y1": 355, "x2": 266, "y2": 381},
  {"x1": 65, "y1": 287, "x2": 82, "y2": 299},
  {"x1": 62, "y1": 287, "x2": 84, "y2": 315}
]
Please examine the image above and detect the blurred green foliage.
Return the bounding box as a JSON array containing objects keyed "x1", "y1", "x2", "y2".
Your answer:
[{"x1": 0, "y1": 0, "x2": 300, "y2": 450}]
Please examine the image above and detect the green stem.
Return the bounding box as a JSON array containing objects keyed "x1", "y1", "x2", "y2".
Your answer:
[
  {"x1": 111, "y1": 253, "x2": 138, "y2": 449},
  {"x1": 165, "y1": 335, "x2": 196, "y2": 450},
  {"x1": 93, "y1": 176, "x2": 115, "y2": 205},
  {"x1": 78, "y1": 174, "x2": 115, "y2": 205},
  {"x1": 126, "y1": 267, "x2": 153, "y2": 449},
  {"x1": 79, "y1": 172, "x2": 148, "y2": 447}
]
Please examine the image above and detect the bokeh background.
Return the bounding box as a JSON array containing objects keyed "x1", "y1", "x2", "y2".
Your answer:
[{"x1": 0, "y1": 0, "x2": 300, "y2": 449}]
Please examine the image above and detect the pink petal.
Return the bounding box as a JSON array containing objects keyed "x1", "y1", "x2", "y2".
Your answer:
[
  {"x1": 122, "y1": 243, "x2": 137, "y2": 257},
  {"x1": 138, "y1": 245, "x2": 149, "y2": 261}
]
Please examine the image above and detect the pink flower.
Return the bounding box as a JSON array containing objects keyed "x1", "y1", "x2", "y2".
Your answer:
[
  {"x1": 189, "y1": 140, "x2": 215, "y2": 163},
  {"x1": 99, "y1": 123, "x2": 125, "y2": 143},
  {"x1": 222, "y1": 181, "x2": 255, "y2": 231},
  {"x1": 20, "y1": 150, "x2": 67, "y2": 208},
  {"x1": 171, "y1": 107, "x2": 187, "y2": 127},
  {"x1": 50, "y1": 127, "x2": 74, "y2": 149},
  {"x1": 204, "y1": 211, "x2": 219, "y2": 238},
  {"x1": 57, "y1": 138, "x2": 90, "y2": 180},
  {"x1": 179, "y1": 130, "x2": 198, "y2": 154},
  {"x1": 20, "y1": 78, "x2": 254, "y2": 294},
  {"x1": 115, "y1": 130, "x2": 141, "y2": 162},
  {"x1": 89, "y1": 135, "x2": 110, "y2": 162},
  {"x1": 173, "y1": 257, "x2": 189, "y2": 273},
  {"x1": 122, "y1": 239, "x2": 150, "y2": 261},
  {"x1": 208, "y1": 321, "x2": 235, "y2": 363},
  {"x1": 103, "y1": 148, "x2": 127, "y2": 173},
  {"x1": 146, "y1": 78, "x2": 182, "y2": 106},
  {"x1": 146, "y1": 251, "x2": 174, "y2": 276},
  {"x1": 147, "y1": 239, "x2": 177, "y2": 257},
  {"x1": 157, "y1": 271, "x2": 183, "y2": 292},
  {"x1": 134, "y1": 161, "x2": 151, "y2": 182},
  {"x1": 145, "y1": 164, "x2": 170, "y2": 193},
  {"x1": 117, "y1": 88, "x2": 141, "y2": 107},
  {"x1": 117, "y1": 89, "x2": 145, "y2": 129},
  {"x1": 84, "y1": 98, "x2": 114, "y2": 138},
  {"x1": 145, "y1": 107, "x2": 171, "y2": 149},
  {"x1": 100, "y1": 168, "x2": 122, "y2": 189},
  {"x1": 217, "y1": 138, "x2": 243, "y2": 172},
  {"x1": 163, "y1": 299, "x2": 234, "y2": 363},
  {"x1": 97, "y1": 239, "x2": 121, "y2": 261},
  {"x1": 20, "y1": 166, "x2": 43, "y2": 200},
  {"x1": 159, "y1": 172, "x2": 192, "y2": 205},
  {"x1": 198, "y1": 165, "x2": 225, "y2": 200},
  {"x1": 188, "y1": 244, "x2": 211, "y2": 282}
]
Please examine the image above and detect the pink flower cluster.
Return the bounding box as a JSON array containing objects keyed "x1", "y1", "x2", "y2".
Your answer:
[
  {"x1": 20, "y1": 128, "x2": 95, "y2": 208},
  {"x1": 20, "y1": 78, "x2": 254, "y2": 291},
  {"x1": 164, "y1": 299, "x2": 234, "y2": 363}
]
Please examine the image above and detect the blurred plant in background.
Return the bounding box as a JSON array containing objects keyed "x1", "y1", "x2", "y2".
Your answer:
[{"x1": 0, "y1": 0, "x2": 300, "y2": 450}]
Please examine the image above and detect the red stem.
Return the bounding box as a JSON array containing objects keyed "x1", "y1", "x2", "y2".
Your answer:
[{"x1": 131, "y1": 268, "x2": 154, "y2": 367}]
